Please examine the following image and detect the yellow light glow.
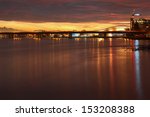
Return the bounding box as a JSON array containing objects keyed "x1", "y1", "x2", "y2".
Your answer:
[
  {"x1": 108, "y1": 33, "x2": 113, "y2": 37},
  {"x1": 75, "y1": 38, "x2": 80, "y2": 41},
  {"x1": 33, "y1": 38, "x2": 41, "y2": 41},
  {"x1": 13, "y1": 38, "x2": 21, "y2": 41},
  {"x1": 0, "y1": 20, "x2": 119, "y2": 31},
  {"x1": 98, "y1": 38, "x2": 104, "y2": 42}
]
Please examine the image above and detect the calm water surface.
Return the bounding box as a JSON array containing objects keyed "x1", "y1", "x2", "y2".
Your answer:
[{"x1": 0, "y1": 38, "x2": 150, "y2": 99}]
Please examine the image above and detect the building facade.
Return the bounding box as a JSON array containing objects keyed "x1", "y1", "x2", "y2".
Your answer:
[{"x1": 130, "y1": 18, "x2": 150, "y2": 31}]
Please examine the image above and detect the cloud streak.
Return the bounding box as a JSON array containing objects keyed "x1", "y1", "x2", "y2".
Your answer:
[{"x1": 0, "y1": 0, "x2": 149, "y2": 23}]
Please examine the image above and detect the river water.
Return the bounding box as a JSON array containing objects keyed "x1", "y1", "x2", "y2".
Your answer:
[{"x1": 0, "y1": 38, "x2": 150, "y2": 99}]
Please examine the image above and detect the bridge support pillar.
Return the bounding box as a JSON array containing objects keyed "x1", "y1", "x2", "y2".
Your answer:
[{"x1": 69, "y1": 33, "x2": 72, "y2": 39}]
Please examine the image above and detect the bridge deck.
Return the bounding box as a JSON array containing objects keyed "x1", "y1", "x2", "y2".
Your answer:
[{"x1": 0, "y1": 31, "x2": 150, "y2": 39}]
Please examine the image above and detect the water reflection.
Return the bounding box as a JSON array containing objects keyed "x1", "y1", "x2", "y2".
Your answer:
[
  {"x1": 0, "y1": 38, "x2": 150, "y2": 99},
  {"x1": 109, "y1": 38, "x2": 115, "y2": 99},
  {"x1": 132, "y1": 40, "x2": 143, "y2": 99}
]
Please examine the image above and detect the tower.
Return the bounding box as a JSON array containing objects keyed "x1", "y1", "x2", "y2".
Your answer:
[{"x1": 130, "y1": 10, "x2": 141, "y2": 30}]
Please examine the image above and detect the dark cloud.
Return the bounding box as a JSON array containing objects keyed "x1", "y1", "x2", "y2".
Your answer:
[{"x1": 0, "y1": 0, "x2": 149, "y2": 22}]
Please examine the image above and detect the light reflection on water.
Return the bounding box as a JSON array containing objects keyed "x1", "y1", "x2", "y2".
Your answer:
[
  {"x1": 132, "y1": 40, "x2": 143, "y2": 99},
  {"x1": 0, "y1": 38, "x2": 150, "y2": 99},
  {"x1": 134, "y1": 50, "x2": 142, "y2": 98}
]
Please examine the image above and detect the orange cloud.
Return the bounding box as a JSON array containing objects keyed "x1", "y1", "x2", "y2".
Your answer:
[{"x1": 0, "y1": 20, "x2": 125, "y2": 31}]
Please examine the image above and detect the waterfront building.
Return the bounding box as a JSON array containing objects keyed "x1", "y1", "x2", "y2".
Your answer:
[{"x1": 130, "y1": 13, "x2": 150, "y2": 31}]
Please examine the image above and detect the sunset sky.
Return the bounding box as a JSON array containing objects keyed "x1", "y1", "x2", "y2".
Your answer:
[{"x1": 0, "y1": 0, "x2": 149, "y2": 31}]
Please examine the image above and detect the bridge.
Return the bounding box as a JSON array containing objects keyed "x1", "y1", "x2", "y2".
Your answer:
[{"x1": 0, "y1": 31, "x2": 150, "y2": 40}]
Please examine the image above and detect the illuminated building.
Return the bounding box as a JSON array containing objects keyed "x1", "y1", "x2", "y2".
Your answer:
[{"x1": 130, "y1": 12, "x2": 150, "y2": 31}]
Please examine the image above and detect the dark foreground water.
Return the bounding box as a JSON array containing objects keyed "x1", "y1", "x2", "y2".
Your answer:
[{"x1": 0, "y1": 38, "x2": 150, "y2": 100}]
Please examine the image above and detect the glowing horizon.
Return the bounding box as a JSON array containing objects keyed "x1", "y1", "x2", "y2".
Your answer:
[{"x1": 0, "y1": 20, "x2": 129, "y2": 31}]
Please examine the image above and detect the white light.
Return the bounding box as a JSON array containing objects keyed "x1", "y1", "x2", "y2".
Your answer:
[
  {"x1": 133, "y1": 13, "x2": 141, "y2": 16},
  {"x1": 72, "y1": 33, "x2": 80, "y2": 37}
]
